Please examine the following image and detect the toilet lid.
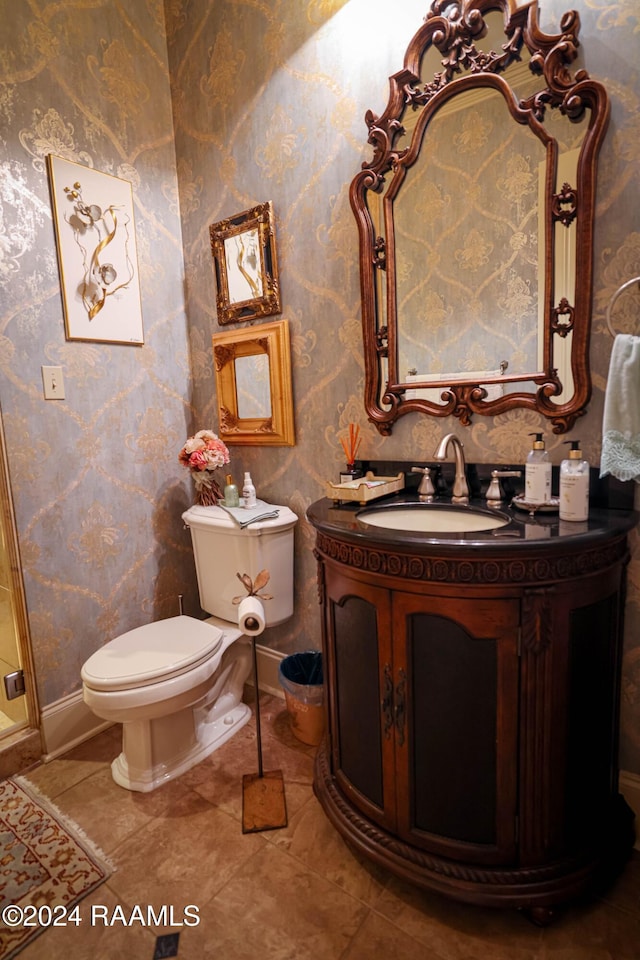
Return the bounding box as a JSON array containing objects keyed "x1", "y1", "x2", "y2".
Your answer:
[{"x1": 81, "y1": 616, "x2": 224, "y2": 691}]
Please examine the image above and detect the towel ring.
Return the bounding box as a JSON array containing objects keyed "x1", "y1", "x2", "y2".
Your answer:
[{"x1": 606, "y1": 276, "x2": 640, "y2": 338}]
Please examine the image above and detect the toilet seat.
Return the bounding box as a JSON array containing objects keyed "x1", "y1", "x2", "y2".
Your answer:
[{"x1": 81, "y1": 615, "x2": 223, "y2": 692}]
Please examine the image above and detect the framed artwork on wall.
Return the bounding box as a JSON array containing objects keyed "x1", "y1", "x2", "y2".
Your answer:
[
  {"x1": 47, "y1": 155, "x2": 144, "y2": 345},
  {"x1": 212, "y1": 319, "x2": 295, "y2": 446},
  {"x1": 209, "y1": 201, "x2": 281, "y2": 325}
]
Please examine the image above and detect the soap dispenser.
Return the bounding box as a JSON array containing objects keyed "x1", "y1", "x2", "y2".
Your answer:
[
  {"x1": 525, "y1": 433, "x2": 551, "y2": 504},
  {"x1": 559, "y1": 440, "x2": 589, "y2": 522},
  {"x1": 224, "y1": 474, "x2": 239, "y2": 508},
  {"x1": 242, "y1": 472, "x2": 257, "y2": 508}
]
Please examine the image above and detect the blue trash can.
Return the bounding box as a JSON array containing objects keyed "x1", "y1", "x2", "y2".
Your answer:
[{"x1": 278, "y1": 651, "x2": 324, "y2": 745}]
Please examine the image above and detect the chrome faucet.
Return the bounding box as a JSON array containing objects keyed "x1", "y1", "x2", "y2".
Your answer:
[{"x1": 432, "y1": 433, "x2": 469, "y2": 503}]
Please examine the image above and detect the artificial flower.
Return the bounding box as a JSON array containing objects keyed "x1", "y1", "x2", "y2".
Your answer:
[
  {"x1": 178, "y1": 429, "x2": 230, "y2": 506},
  {"x1": 178, "y1": 429, "x2": 230, "y2": 473}
]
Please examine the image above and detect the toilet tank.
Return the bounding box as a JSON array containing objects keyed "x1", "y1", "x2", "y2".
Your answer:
[{"x1": 182, "y1": 504, "x2": 297, "y2": 626}]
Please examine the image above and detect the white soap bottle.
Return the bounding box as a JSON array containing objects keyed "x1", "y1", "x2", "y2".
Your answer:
[
  {"x1": 242, "y1": 471, "x2": 257, "y2": 508},
  {"x1": 525, "y1": 433, "x2": 551, "y2": 504},
  {"x1": 559, "y1": 440, "x2": 589, "y2": 522}
]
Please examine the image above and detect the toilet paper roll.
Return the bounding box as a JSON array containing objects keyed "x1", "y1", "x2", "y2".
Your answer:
[{"x1": 238, "y1": 596, "x2": 266, "y2": 636}]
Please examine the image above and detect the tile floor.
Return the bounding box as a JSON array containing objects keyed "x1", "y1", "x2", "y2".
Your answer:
[{"x1": 17, "y1": 694, "x2": 640, "y2": 960}]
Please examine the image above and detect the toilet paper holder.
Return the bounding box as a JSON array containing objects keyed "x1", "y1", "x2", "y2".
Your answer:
[
  {"x1": 233, "y1": 569, "x2": 288, "y2": 833},
  {"x1": 233, "y1": 570, "x2": 272, "y2": 635}
]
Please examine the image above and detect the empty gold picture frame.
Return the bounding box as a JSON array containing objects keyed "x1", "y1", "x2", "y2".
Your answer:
[
  {"x1": 212, "y1": 319, "x2": 295, "y2": 446},
  {"x1": 47, "y1": 155, "x2": 144, "y2": 344},
  {"x1": 209, "y1": 201, "x2": 281, "y2": 325}
]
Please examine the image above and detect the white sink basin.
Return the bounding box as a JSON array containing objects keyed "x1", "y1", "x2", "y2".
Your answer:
[{"x1": 357, "y1": 504, "x2": 510, "y2": 534}]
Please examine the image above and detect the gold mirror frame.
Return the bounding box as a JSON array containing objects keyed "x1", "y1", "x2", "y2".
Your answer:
[
  {"x1": 351, "y1": 0, "x2": 609, "y2": 434},
  {"x1": 212, "y1": 319, "x2": 295, "y2": 446},
  {"x1": 209, "y1": 201, "x2": 280, "y2": 325}
]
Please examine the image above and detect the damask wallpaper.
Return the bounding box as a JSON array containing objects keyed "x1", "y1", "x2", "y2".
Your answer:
[
  {"x1": 0, "y1": 0, "x2": 639, "y2": 777},
  {"x1": 0, "y1": 0, "x2": 198, "y2": 710}
]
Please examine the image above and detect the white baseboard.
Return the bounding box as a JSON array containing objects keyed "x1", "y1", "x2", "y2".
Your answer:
[
  {"x1": 620, "y1": 770, "x2": 640, "y2": 850},
  {"x1": 40, "y1": 690, "x2": 112, "y2": 761},
  {"x1": 250, "y1": 642, "x2": 285, "y2": 699}
]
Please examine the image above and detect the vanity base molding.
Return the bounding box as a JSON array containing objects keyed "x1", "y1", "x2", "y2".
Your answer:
[{"x1": 314, "y1": 744, "x2": 634, "y2": 919}]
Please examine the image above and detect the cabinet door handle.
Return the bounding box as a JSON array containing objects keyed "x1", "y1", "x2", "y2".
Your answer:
[
  {"x1": 395, "y1": 669, "x2": 406, "y2": 747},
  {"x1": 382, "y1": 663, "x2": 394, "y2": 739}
]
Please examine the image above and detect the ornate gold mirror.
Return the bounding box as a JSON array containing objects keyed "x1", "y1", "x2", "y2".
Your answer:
[
  {"x1": 212, "y1": 319, "x2": 295, "y2": 446},
  {"x1": 351, "y1": 0, "x2": 609, "y2": 434}
]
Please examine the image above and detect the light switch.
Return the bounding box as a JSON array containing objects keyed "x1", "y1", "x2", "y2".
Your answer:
[{"x1": 42, "y1": 365, "x2": 65, "y2": 400}]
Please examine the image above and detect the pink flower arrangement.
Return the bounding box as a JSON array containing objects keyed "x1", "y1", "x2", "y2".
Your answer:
[
  {"x1": 178, "y1": 430, "x2": 230, "y2": 506},
  {"x1": 178, "y1": 429, "x2": 230, "y2": 474}
]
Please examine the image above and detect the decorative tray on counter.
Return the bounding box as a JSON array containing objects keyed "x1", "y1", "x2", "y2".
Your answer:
[
  {"x1": 326, "y1": 472, "x2": 405, "y2": 505},
  {"x1": 511, "y1": 494, "x2": 560, "y2": 515}
]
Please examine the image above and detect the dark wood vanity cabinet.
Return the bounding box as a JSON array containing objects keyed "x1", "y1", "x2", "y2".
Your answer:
[
  {"x1": 325, "y1": 567, "x2": 520, "y2": 865},
  {"x1": 310, "y1": 502, "x2": 636, "y2": 918}
]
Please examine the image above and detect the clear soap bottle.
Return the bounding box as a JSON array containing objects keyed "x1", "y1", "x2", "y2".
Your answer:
[
  {"x1": 559, "y1": 440, "x2": 589, "y2": 522},
  {"x1": 242, "y1": 472, "x2": 257, "y2": 508},
  {"x1": 525, "y1": 433, "x2": 551, "y2": 504},
  {"x1": 224, "y1": 474, "x2": 239, "y2": 507}
]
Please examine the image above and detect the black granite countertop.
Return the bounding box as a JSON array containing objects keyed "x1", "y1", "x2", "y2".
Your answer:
[{"x1": 307, "y1": 492, "x2": 638, "y2": 553}]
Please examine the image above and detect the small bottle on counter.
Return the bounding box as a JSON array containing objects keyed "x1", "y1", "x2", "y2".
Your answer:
[
  {"x1": 339, "y1": 463, "x2": 363, "y2": 484},
  {"x1": 559, "y1": 440, "x2": 589, "y2": 522},
  {"x1": 242, "y1": 472, "x2": 257, "y2": 508},
  {"x1": 224, "y1": 474, "x2": 239, "y2": 507},
  {"x1": 524, "y1": 432, "x2": 551, "y2": 504}
]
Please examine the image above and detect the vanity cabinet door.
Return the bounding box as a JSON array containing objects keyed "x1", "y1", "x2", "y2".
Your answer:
[
  {"x1": 392, "y1": 592, "x2": 520, "y2": 865},
  {"x1": 323, "y1": 566, "x2": 397, "y2": 831},
  {"x1": 518, "y1": 568, "x2": 627, "y2": 865}
]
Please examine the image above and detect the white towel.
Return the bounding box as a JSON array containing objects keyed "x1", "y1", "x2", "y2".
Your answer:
[
  {"x1": 219, "y1": 499, "x2": 280, "y2": 528},
  {"x1": 600, "y1": 334, "x2": 640, "y2": 482}
]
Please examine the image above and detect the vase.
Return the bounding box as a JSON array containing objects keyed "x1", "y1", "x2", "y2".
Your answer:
[{"x1": 193, "y1": 470, "x2": 223, "y2": 507}]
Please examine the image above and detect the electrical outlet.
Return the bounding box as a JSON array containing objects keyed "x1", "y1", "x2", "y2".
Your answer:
[{"x1": 42, "y1": 365, "x2": 65, "y2": 400}]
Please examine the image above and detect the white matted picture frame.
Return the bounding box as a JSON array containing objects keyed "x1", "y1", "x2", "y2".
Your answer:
[{"x1": 47, "y1": 155, "x2": 144, "y2": 345}]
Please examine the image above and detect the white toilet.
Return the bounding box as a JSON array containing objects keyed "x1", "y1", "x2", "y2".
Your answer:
[{"x1": 81, "y1": 503, "x2": 297, "y2": 792}]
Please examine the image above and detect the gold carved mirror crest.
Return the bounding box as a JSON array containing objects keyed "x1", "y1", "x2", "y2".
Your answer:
[{"x1": 351, "y1": 0, "x2": 609, "y2": 434}]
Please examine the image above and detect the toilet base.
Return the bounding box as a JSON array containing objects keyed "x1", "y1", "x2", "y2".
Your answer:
[{"x1": 111, "y1": 701, "x2": 251, "y2": 793}]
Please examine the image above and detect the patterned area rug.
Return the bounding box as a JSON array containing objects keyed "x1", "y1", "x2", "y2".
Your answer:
[{"x1": 0, "y1": 776, "x2": 112, "y2": 959}]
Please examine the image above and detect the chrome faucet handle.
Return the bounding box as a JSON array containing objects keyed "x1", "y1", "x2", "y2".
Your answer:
[
  {"x1": 411, "y1": 466, "x2": 435, "y2": 501},
  {"x1": 485, "y1": 469, "x2": 521, "y2": 504}
]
